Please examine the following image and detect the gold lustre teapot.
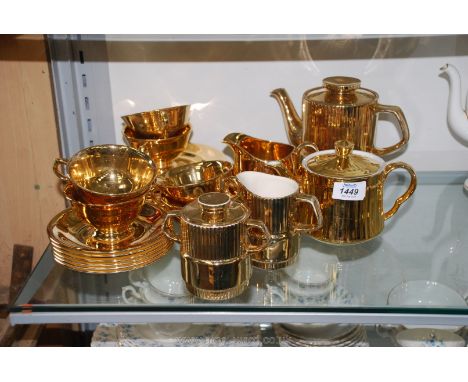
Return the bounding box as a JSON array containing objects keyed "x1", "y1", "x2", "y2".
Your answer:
[{"x1": 271, "y1": 76, "x2": 410, "y2": 156}]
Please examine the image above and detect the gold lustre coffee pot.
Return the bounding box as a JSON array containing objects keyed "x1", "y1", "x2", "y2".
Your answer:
[
  {"x1": 300, "y1": 140, "x2": 417, "y2": 245},
  {"x1": 271, "y1": 76, "x2": 410, "y2": 156},
  {"x1": 162, "y1": 192, "x2": 271, "y2": 300}
]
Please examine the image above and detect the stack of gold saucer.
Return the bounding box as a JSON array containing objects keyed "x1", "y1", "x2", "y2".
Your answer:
[{"x1": 48, "y1": 202, "x2": 173, "y2": 274}]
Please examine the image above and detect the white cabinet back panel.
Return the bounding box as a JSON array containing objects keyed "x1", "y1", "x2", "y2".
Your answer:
[{"x1": 104, "y1": 36, "x2": 468, "y2": 171}]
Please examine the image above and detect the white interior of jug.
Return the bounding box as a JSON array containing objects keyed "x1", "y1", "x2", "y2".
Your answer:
[{"x1": 236, "y1": 171, "x2": 298, "y2": 198}]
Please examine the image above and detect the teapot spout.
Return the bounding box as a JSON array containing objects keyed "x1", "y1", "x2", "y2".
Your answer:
[
  {"x1": 270, "y1": 88, "x2": 303, "y2": 146},
  {"x1": 440, "y1": 63, "x2": 468, "y2": 142}
]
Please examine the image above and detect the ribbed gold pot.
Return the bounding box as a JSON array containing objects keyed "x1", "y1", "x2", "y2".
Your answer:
[
  {"x1": 271, "y1": 76, "x2": 410, "y2": 156},
  {"x1": 163, "y1": 192, "x2": 271, "y2": 300}
]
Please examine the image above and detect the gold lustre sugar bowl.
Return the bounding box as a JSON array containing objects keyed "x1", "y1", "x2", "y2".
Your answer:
[
  {"x1": 162, "y1": 192, "x2": 272, "y2": 300},
  {"x1": 53, "y1": 144, "x2": 156, "y2": 205},
  {"x1": 123, "y1": 124, "x2": 191, "y2": 172},
  {"x1": 156, "y1": 160, "x2": 233, "y2": 205},
  {"x1": 223, "y1": 132, "x2": 318, "y2": 177},
  {"x1": 121, "y1": 105, "x2": 190, "y2": 139},
  {"x1": 300, "y1": 140, "x2": 417, "y2": 245}
]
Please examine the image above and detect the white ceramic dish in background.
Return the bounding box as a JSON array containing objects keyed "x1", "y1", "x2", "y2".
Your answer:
[
  {"x1": 387, "y1": 280, "x2": 467, "y2": 331},
  {"x1": 396, "y1": 328, "x2": 465, "y2": 347}
]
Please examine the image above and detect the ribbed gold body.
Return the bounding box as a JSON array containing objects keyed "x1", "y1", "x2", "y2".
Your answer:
[
  {"x1": 303, "y1": 99, "x2": 378, "y2": 152},
  {"x1": 180, "y1": 220, "x2": 246, "y2": 261}
]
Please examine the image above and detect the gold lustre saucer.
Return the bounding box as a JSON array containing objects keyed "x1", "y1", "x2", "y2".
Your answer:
[{"x1": 47, "y1": 201, "x2": 173, "y2": 273}]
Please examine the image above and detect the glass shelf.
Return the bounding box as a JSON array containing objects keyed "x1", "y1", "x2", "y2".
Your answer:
[{"x1": 9, "y1": 171, "x2": 468, "y2": 327}]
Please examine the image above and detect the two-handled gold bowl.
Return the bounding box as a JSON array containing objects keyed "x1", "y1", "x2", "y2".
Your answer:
[
  {"x1": 53, "y1": 144, "x2": 157, "y2": 248},
  {"x1": 53, "y1": 144, "x2": 156, "y2": 204},
  {"x1": 121, "y1": 105, "x2": 191, "y2": 139}
]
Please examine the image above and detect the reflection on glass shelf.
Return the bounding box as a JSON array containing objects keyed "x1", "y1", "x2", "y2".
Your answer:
[{"x1": 10, "y1": 172, "x2": 468, "y2": 325}]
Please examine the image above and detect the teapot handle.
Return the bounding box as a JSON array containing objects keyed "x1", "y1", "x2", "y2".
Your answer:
[
  {"x1": 245, "y1": 219, "x2": 272, "y2": 252},
  {"x1": 382, "y1": 162, "x2": 417, "y2": 220},
  {"x1": 53, "y1": 158, "x2": 70, "y2": 182},
  {"x1": 162, "y1": 211, "x2": 182, "y2": 243},
  {"x1": 372, "y1": 104, "x2": 410, "y2": 156},
  {"x1": 292, "y1": 193, "x2": 323, "y2": 233}
]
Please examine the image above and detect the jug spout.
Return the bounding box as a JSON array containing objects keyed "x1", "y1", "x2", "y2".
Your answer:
[
  {"x1": 222, "y1": 132, "x2": 250, "y2": 173},
  {"x1": 270, "y1": 88, "x2": 303, "y2": 146},
  {"x1": 440, "y1": 63, "x2": 468, "y2": 142},
  {"x1": 223, "y1": 132, "x2": 248, "y2": 154}
]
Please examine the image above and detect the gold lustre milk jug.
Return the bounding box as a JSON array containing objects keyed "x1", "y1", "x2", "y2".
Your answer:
[{"x1": 271, "y1": 76, "x2": 410, "y2": 156}]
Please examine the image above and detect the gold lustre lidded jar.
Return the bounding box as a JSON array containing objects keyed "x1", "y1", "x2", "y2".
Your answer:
[{"x1": 163, "y1": 192, "x2": 271, "y2": 300}]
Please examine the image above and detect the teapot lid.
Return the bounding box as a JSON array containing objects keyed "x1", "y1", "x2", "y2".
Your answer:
[
  {"x1": 302, "y1": 140, "x2": 385, "y2": 179},
  {"x1": 181, "y1": 192, "x2": 249, "y2": 226},
  {"x1": 323, "y1": 76, "x2": 361, "y2": 92},
  {"x1": 304, "y1": 76, "x2": 378, "y2": 106}
]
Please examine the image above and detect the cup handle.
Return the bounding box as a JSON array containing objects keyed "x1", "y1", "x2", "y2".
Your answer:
[
  {"x1": 162, "y1": 211, "x2": 182, "y2": 243},
  {"x1": 53, "y1": 158, "x2": 70, "y2": 182},
  {"x1": 382, "y1": 162, "x2": 417, "y2": 220},
  {"x1": 292, "y1": 193, "x2": 323, "y2": 233},
  {"x1": 122, "y1": 285, "x2": 143, "y2": 304},
  {"x1": 372, "y1": 103, "x2": 410, "y2": 156},
  {"x1": 245, "y1": 219, "x2": 272, "y2": 252}
]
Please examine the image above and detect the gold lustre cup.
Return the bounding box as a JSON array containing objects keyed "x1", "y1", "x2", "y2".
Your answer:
[
  {"x1": 63, "y1": 182, "x2": 145, "y2": 247},
  {"x1": 123, "y1": 124, "x2": 191, "y2": 173},
  {"x1": 53, "y1": 144, "x2": 156, "y2": 205},
  {"x1": 121, "y1": 105, "x2": 190, "y2": 139}
]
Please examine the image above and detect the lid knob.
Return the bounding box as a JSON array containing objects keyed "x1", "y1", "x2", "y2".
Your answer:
[
  {"x1": 198, "y1": 192, "x2": 230, "y2": 223},
  {"x1": 323, "y1": 76, "x2": 361, "y2": 92},
  {"x1": 335, "y1": 140, "x2": 354, "y2": 170}
]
